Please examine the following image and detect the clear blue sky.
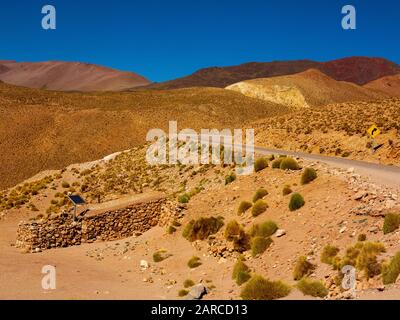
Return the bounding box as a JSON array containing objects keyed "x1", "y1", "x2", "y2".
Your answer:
[{"x1": 0, "y1": 0, "x2": 399, "y2": 82}]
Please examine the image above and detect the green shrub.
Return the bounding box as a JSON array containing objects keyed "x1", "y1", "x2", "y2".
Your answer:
[
  {"x1": 184, "y1": 279, "x2": 195, "y2": 288},
  {"x1": 188, "y1": 256, "x2": 202, "y2": 268},
  {"x1": 293, "y1": 256, "x2": 316, "y2": 280},
  {"x1": 254, "y1": 158, "x2": 268, "y2": 172},
  {"x1": 383, "y1": 213, "x2": 400, "y2": 234},
  {"x1": 251, "y1": 200, "x2": 268, "y2": 217},
  {"x1": 282, "y1": 185, "x2": 293, "y2": 196},
  {"x1": 249, "y1": 221, "x2": 278, "y2": 238},
  {"x1": 178, "y1": 289, "x2": 189, "y2": 297},
  {"x1": 178, "y1": 194, "x2": 190, "y2": 204},
  {"x1": 225, "y1": 220, "x2": 242, "y2": 241},
  {"x1": 232, "y1": 259, "x2": 251, "y2": 286},
  {"x1": 225, "y1": 173, "x2": 237, "y2": 185},
  {"x1": 321, "y1": 245, "x2": 340, "y2": 265},
  {"x1": 355, "y1": 242, "x2": 386, "y2": 278},
  {"x1": 301, "y1": 168, "x2": 317, "y2": 185},
  {"x1": 238, "y1": 201, "x2": 252, "y2": 214},
  {"x1": 271, "y1": 158, "x2": 283, "y2": 169},
  {"x1": 280, "y1": 158, "x2": 300, "y2": 170},
  {"x1": 182, "y1": 216, "x2": 224, "y2": 241},
  {"x1": 251, "y1": 237, "x2": 272, "y2": 257},
  {"x1": 252, "y1": 188, "x2": 268, "y2": 202},
  {"x1": 297, "y1": 278, "x2": 328, "y2": 298},
  {"x1": 240, "y1": 275, "x2": 291, "y2": 300},
  {"x1": 382, "y1": 252, "x2": 400, "y2": 285},
  {"x1": 289, "y1": 193, "x2": 305, "y2": 211}
]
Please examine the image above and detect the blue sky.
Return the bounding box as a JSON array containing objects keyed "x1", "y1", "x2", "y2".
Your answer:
[{"x1": 0, "y1": 0, "x2": 399, "y2": 82}]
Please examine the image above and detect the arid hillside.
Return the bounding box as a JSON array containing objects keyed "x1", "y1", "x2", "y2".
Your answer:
[
  {"x1": 364, "y1": 74, "x2": 400, "y2": 97},
  {"x1": 0, "y1": 82, "x2": 290, "y2": 189},
  {"x1": 0, "y1": 60, "x2": 150, "y2": 91},
  {"x1": 143, "y1": 57, "x2": 400, "y2": 89},
  {"x1": 226, "y1": 69, "x2": 386, "y2": 109},
  {"x1": 253, "y1": 98, "x2": 400, "y2": 165}
]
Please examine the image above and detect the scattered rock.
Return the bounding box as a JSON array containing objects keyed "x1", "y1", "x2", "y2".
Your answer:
[
  {"x1": 276, "y1": 229, "x2": 286, "y2": 237},
  {"x1": 188, "y1": 284, "x2": 207, "y2": 300},
  {"x1": 140, "y1": 260, "x2": 149, "y2": 270}
]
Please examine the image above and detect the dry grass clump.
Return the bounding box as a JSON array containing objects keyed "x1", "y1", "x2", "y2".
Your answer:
[
  {"x1": 297, "y1": 278, "x2": 328, "y2": 298},
  {"x1": 225, "y1": 173, "x2": 237, "y2": 185},
  {"x1": 225, "y1": 220, "x2": 251, "y2": 253},
  {"x1": 250, "y1": 237, "x2": 272, "y2": 257},
  {"x1": 183, "y1": 279, "x2": 195, "y2": 288},
  {"x1": 358, "y1": 234, "x2": 367, "y2": 242},
  {"x1": 178, "y1": 289, "x2": 189, "y2": 297},
  {"x1": 254, "y1": 158, "x2": 268, "y2": 172},
  {"x1": 289, "y1": 193, "x2": 305, "y2": 211},
  {"x1": 301, "y1": 168, "x2": 317, "y2": 185},
  {"x1": 187, "y1": 256, "x2": 202, "y2": 268},
  {"x1": 153, "y1": 249, "x2": 171, "y2": 262},
  {"x1": 382, "y1": 252, "x2": 400, "y2": 285},
  {"x1": 232, "y1": 257, "x2": 251, "y2": 286},
  {"x1": 282, "y1": 185, "x2": 293, "y2": 196},
  {"x1": 271, "y1": 158, "x2": 284, "y2": 169},
  {"x1": 383, "y1": 213, "x2": 400, "y2": 234},
  {"x1": 293, "y1": 256, "x2": 316, "y2": 280},
  {"x1": 252, "y1": 188, "x2": 268, "y2": 202},
  {"x1": 280, "y1": 158, "x2": 300, "y2": 170},
  {"x1": 240, "y1": 275, "x2": 291, "y2": 300},
  {"x1": 251, "y1": 199, "x2": 268, "y2": 217},
  {"x1": 183, "y1": 216, "x2": 224, "y2": 241},
  {"x1": 238, "y1": 201, "x2": 252, "y2": 215},
  {"x1": 249, "y1": 221, "x2": 278, "y2": 238},
  {"x1": 321, "y1": 245, "x2": 340, "y2": 265}
]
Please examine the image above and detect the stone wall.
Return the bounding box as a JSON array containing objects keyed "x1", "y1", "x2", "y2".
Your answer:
[{"x1": 16, "y1": 195, "x2": 166, "y2": 252}]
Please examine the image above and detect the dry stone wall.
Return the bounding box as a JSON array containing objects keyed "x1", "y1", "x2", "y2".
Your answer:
[{"x1": 16, "y1": 195, "x2": 166, "y2": 252}]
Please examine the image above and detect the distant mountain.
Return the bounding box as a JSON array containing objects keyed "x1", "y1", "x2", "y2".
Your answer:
[
  {"x1": 364, "y1": 74, "x2": 400, "y2": 97},
  {"x1": 226, "y1": 69, "x2": 388, "y2": 109},
  {"x1": 144, "y1": 57, "x2": 400, "y2": 90},
  {"x1": 0, "y1": 60, "x2": 150, "y2": 91}
]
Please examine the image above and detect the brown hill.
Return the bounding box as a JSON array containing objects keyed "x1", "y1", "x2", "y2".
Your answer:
[
  {"x1": 144, "y1": 57, "x2": 400, "y2": 90},
  {"x1": 0, "y1": 82, "x2": 289, "y2": 189},
  {"x1": 226, "y1": 69, "x2": 387, "y2": 109},
  {"x1": 0, "y1": 60, "x2": 150, "y2": 91},
  {"x1": 364, "y1": 74, "x2": 400, "y2": 97}
]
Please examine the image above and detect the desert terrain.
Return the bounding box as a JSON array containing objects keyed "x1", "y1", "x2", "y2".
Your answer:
[{"x1": 1, "y1": 56, "x2": 400, "y2": 300}]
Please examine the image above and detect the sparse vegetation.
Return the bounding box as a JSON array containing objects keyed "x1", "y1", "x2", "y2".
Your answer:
[
  {"x1": 297, "y1": 278, "x2": 328, "y2": 298},
  {"x1": 225, "y1": 220, "x2": 242, "y2": 241},
  {"x1": 271, "y1": 158, "x2": 283, "y2": 169},
  {"x1": 183, "y1": 216, "x2": 224, "y2": 241},
  {"x1": 358, "y1": 234, "x2": 367, "y2": 242},
  {"x1": 238, "y1": 201, "x2": 252, "y2": 215},
  {"x1": 251, "y1": 200, "x2": 268, "y2": 217},
  {"x1": 254, "y1": 158, "x2": 268, "y2": 172},
  {"x1": 178, "y1": 194, "x2": 190, "y2": 204},
  {"x1": 383, "y1": 213, "x2": 400, "y2": 234},
  {"x1": 188, "y1": 256, "x2": 202, "y2": 269},
  {"x1": 301, "y1": 168, "x2": 317, "y2": 185},
  {"x1": 293, "y1": 256, "x2": 316, "y2": 280},
  {"x1": 252, "y1": 188, "x2": 268, "y2": 202},
  {"x1": 240, "y1": 275, "x2": 291, "y2": 300},
  {"x1": 289, "y1": 193, "x2": 305, "y2": 211}
]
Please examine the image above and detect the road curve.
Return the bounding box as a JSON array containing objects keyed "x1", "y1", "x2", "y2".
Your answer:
[{"x1": 255, "y1": 146, "x2": 400, "y2": 189}]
